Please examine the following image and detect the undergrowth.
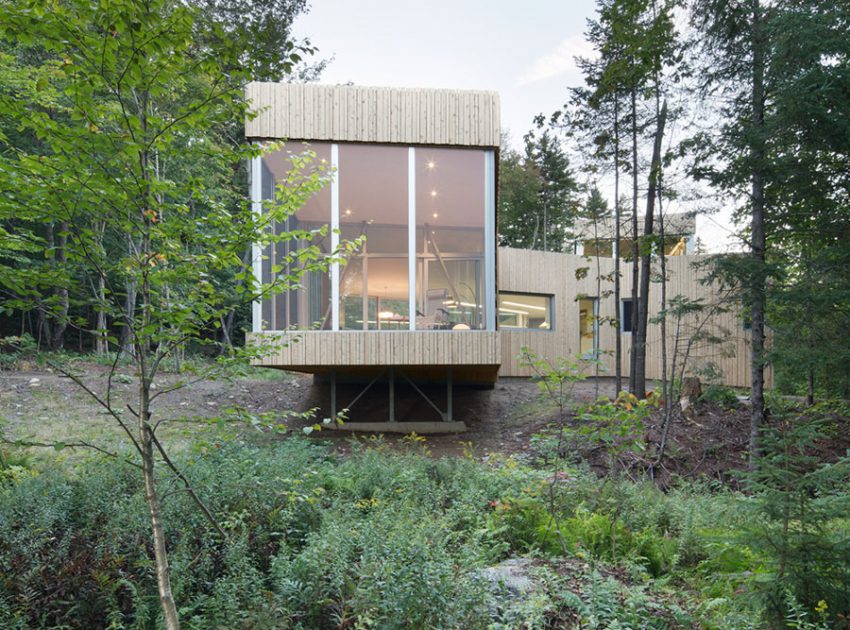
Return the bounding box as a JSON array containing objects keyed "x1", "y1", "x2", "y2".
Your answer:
[{"x1": 0, "y1": 434, "x2": 847, "y2": 628}]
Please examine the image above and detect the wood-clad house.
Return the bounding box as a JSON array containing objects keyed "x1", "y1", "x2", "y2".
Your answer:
[{"x1": 246, "y1": 82, "x2": 760, "y2": 428}]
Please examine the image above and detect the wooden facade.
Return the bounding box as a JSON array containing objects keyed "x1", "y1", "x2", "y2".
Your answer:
[
  {"x1": 251, "y1": 246, "x2": 762, "y2": 388},
  {"x1": 498, "y1": 247, "x2": 766, "y2": 388},
  {"x1": 247, "y1": 331, "x2": 501, "y2": 384},
  {"x1": 245, "y1": 82, "x2": 501, "y2": 147},
  {"x1": 246, "y1": 83, "x2": 762, "y2": 390}
]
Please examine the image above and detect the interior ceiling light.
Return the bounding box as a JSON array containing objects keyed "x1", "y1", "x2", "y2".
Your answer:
[
  {"x1": 427, "y1": 160, "x2": 435, "y2": 169},
  {"x1": 498, "y1": 307, "x2": 529, "y2": 315},
  {"x1": 344, "y1": 209, "x2": 352, "y2": 216},
  {"x1": 432, "y1": 213, "x2": 439, "y2": 219},
  {"x1": 501, "y1": 300, "x2": 547, "y2": 312},
  {"x1": 430, "y1": 190, "x2": 437, "y2": 197}
]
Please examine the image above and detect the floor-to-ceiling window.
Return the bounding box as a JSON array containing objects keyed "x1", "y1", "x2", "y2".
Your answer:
[
  {"x1": 259, "y1": 142, "x2": 332, "y2": 331},
  {"x1": 416, "y1": 148, "x2": 487, "y2": 330},
  {"x1": 257, "y1": 142, "x2": 494, "y2": 332},
  {"x1": 338, "y1": 144, "x2": 409, "y2": 330}
]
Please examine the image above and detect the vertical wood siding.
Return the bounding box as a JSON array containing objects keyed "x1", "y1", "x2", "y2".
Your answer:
[
  {"x1": 497, "y1": 248, "x2": 771, "y2": 388},
  {"x1": 245, "y1": 83, "x2": 501, "y2": 148},
  {"x1": 248, "y1": 330, "x2": 501, "y2": 369}
]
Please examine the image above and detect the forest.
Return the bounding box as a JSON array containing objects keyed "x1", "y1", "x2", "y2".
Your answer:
[{"x1": 0, "y1": 0, "x2": 849, "y2": 628}]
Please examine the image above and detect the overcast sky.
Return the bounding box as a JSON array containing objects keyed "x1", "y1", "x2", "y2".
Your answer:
[
  {"x1": 292, "y1": 1, "x2": 742, "y2": 252},
  {"x1": 293, "y1": 0, "x2": 597, "y2": 144}
]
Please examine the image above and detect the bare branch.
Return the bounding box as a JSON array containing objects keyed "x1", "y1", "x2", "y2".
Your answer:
[{"x1": 149, "y1": 431, "x2": 228, "y2": 539}]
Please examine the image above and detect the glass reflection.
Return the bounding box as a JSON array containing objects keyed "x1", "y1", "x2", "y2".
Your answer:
[
  {"x1": 498, "y1": 292, "x2": 552, "y2": 330},
  {"x1": 416, "y1": 148, "x2": 486, "y2": 330},
  {"x1": 260, "y1": 142, "x2": 332, "y2": 331},
  {"x1": 338, "y1": 144, "x2": 409, "y2": 330}
]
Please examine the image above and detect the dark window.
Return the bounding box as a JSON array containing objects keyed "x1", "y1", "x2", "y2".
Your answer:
[{"x1": 621, "y1": 298, "x2": 635, "y2": 333}]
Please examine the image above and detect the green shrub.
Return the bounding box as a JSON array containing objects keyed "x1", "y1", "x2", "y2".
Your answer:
[
  {"x1": 700, "y1": 385, "x2": 741, "y2": 409},
  {"x1": 738, "y1": 417, "x2": 850, "y2": 626},
  {"x1": 1, "y1": 429, "x2": 845, "y2": 628}
]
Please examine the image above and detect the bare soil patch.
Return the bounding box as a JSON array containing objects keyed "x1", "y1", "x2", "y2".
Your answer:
[{"x1": 3, "y1": 363, "x2": 847, "y2": 488}]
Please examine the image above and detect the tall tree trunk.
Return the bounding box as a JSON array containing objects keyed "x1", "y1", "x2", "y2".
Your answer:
[
  {"x1": 613, "y1": 97, "x2": 623, "y2": 394},
  {"x1": 634, "y1": 100, "x2": 668, "y2": 399},
  {"x1": 629, "y1": 89, "x2": 640, "y2": 393},
  {"x1": 44, "y1": 222, "x2": 69, "y2": 350},
  {"x1": 139, "y1": 377, "x2": 180, "y2": 630},
  {"x1": 749, "y1": 0, "x2": 767, "y2": 469},
  {"x1": 95, "y1": 273, "x2": 108, "y2": 356},
  {"x1": 654, "y1": 172, "x2": 671, "y2": 474},
  {"x1": 121, "y1": 278, "x2": 137, "y2": 355},
  {"x1": 138, "y1": 86, "x2": 180, "y2": 629}
]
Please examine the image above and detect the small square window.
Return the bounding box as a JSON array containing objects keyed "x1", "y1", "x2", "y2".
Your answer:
[{"x1": 498, "y1": 292, "x2": 553, "y2": 330}]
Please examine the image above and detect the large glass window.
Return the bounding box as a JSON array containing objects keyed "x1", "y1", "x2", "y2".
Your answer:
[
  {"x1": 338, "y1": 144, "x2": 409, "y2": 330},
  {"x1": 416, "y1": 148, "x2": 486, "y2": 330},
  {"x1": 258, "y1": 142, "x2": 493, "y2": 332},
  {"x1": 260, "y1": 143, "x2": 332, "y2": 331},
  {"x1": 498, "y1": 292, "x2": 552, "y2": 330}
]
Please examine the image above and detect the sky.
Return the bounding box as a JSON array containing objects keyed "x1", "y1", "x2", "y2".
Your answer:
[
  {"x1": 292, "y1": 0, "x2": 741, "y2": 252},
  {"x1": 293, "y1": 0, "x2": 597, "y2": 144}
]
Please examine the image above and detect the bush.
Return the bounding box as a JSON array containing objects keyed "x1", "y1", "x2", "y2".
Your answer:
[
  {"x1": 699, "y1": 385, "x2": 741, "y2": 409},
  {"x1": 1, "y1": 430, "x2": 845, "y2": 628}
]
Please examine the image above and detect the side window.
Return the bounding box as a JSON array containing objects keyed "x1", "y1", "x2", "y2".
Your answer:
[
  {"x1": 621, "y1": 298, "x2": 635, "y2": 334},
  {"x1": 498, "y1": 292, "x2": 553, "y2": 330},
  {"x1": 579, "y1": 298, "x2": 598, "y2": 357}
]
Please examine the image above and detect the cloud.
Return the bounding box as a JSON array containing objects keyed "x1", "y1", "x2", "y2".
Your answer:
[{"x1": 517, "y1": 35, "x2": 595, "y2": 86}]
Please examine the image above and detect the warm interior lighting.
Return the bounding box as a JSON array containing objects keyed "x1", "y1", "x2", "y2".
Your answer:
[
  {"x1": 430, "y1": 189, "x2": 437, "y2": 197},
  {"x1": 498, "y1": 307, "x2": 529, "y2": 315},
  {"x1": 501, "y1": 300, "x2": 546, "y2": 311},
  {"x1": 444, "y1": 300, "x2": 481, "y2": 309},
  {"x1": 344, "y1": 208, "x2": 352, "y2": 216},
  {"x1": 432, "y1": 212, "x2": 439, "y2": 219},
  {"x1": 378, "y1": 311, "x2": 396, "y2": 319},
  {"x1": 427, "y1": 160, "x2": 435, "y2": 169}
]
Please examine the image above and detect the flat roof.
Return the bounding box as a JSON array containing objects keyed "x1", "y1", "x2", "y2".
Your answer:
[{"x1": 245, "y1": 82, "x2": 501, "y2": 148}]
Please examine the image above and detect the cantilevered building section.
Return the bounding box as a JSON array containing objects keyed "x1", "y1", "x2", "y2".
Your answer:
[
  {"x1": 246, "y1": 83, "x2": 501, "y2": 428},
  {"x1": 247, "y1": 82, "x2": 765, "y2": 430}
]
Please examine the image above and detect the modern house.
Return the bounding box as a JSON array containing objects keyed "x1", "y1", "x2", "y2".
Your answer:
[{"x1": 246, "y1": 82, "x2": 759, "y2": 429}]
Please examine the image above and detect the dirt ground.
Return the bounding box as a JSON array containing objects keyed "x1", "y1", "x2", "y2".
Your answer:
[
  {"x1": 0, "y1": 362, "x2": 614, "y2": 458},
  {"x1": 3, "y1": 363, "x2": 847, "y2": 487}
]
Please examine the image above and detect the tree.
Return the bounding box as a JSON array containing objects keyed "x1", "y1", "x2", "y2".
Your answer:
[
  {"x1": 524, "y1": 128, "x2": 580, "y2": 252},
  {"x1": 571, "y1": 0, "x2": 679, "y2": 394},
  {"x1": 690, "y1": 0, "x2": 772, "y2": 465},
  {"x1": 762, "y1": 0, "x2": 850, "y2": 402},
  {"x1": 693, "y1": 0, "x2": 850, "y2": 420},
  {"x1": 0, "y1": 0, "x2": 347, "y2": 626},
  {"x1": 190, "y1": 0, "x2": 325, "y2": 82},
  {"x1": 498, "y1": 142, "x2": 542, "y2": 249},
  {"x1": 498, "y1": 129, "x2": 578, "y2": 252}
]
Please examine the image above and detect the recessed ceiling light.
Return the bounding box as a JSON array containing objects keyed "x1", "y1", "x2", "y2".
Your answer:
[
  {"x1": 430, "y1": 190, "x2": 437, "y2": 197},
  {"x1": 427, "y1": 160, "x2": 435, "y2": 169},
  {"x1": 432, "y1": 213, "x2": 439, "y2": 219}
]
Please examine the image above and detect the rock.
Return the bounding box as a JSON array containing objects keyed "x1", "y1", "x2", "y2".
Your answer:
[
  {"x1": 28, "y1": 378, "x2": 40, "y2": 387},
  {"x1": 478, "y1": 558, "x2": 536, "y2": 597}
]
